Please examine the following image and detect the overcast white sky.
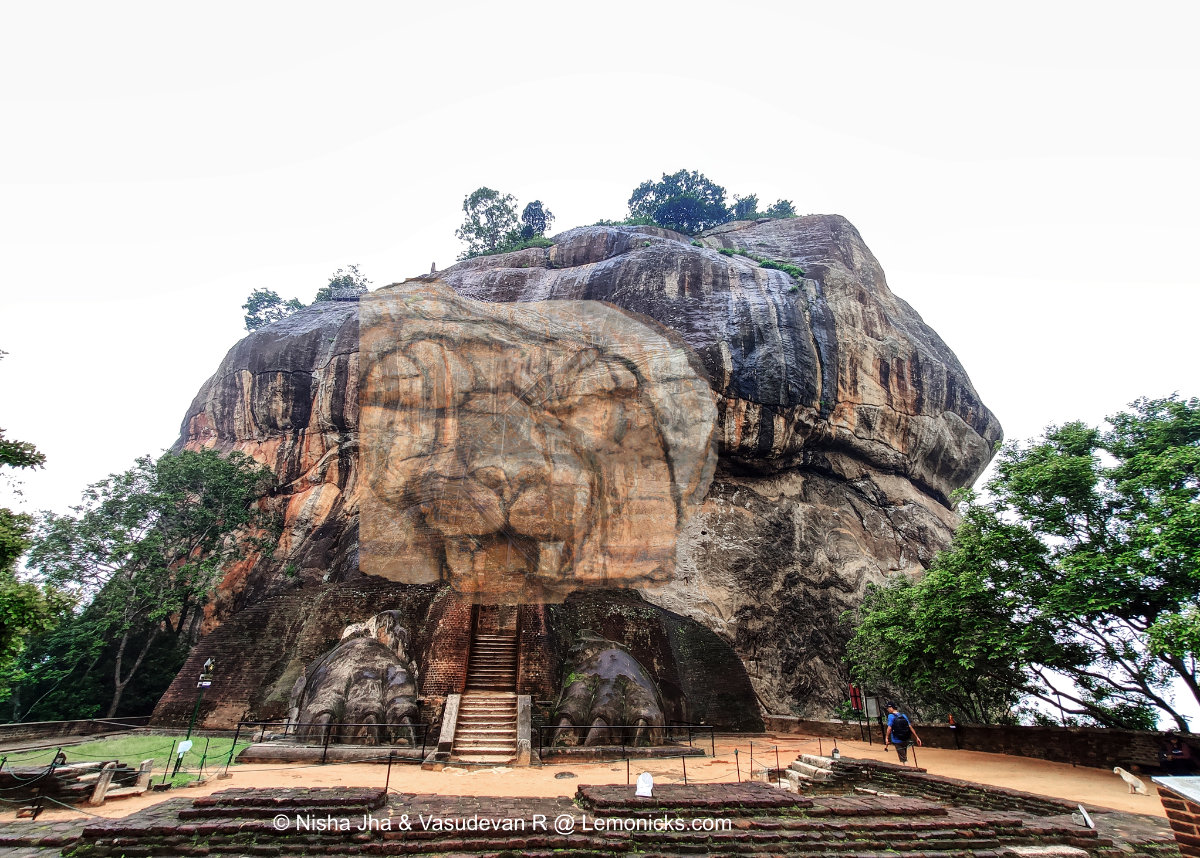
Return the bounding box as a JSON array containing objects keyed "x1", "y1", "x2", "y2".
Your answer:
[{"x1": 1, "y1": 0, "x2": 1197, "y2": 519}]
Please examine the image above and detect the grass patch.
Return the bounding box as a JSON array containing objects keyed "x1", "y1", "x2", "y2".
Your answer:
[
  {"x1": 2, "y1": 734, "x2": 252, "y2": 785},
  {"x1": 461, "y1": 235, "x2": 554, "y2": 261},
  {"x1": 716, "y1": 247, "x2": 805, "y2": 287}
]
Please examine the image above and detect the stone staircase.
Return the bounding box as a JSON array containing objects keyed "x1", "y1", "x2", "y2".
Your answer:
[
  {"x1": 452, "y1": 692, "x2": 519, "y2": 763},
  {"x1": 452, "y1": 610, "x2": 519, "y2": 763},
  {"x1": 464, "y1": 626, "x2": 518, "y2": 692},
  {"x1": 787, "y1": 752, "x2": 856, "y2": 793}
]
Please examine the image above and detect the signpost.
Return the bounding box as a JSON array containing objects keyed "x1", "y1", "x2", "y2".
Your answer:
[{"x1": 185, "y1": 659, "x2": 215, "y2": 741}]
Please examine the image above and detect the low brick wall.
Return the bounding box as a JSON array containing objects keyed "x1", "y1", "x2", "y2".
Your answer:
[
  {"x1": 1156, "y1": 780, "x2": 1200, "y2": 857},
  {"x1": 764, "y1": 716, "x2": 1184, "y2": 771},
  {"x1": 0, "y1": 716, "x2": 150, "y2": 748},
  {"x1": 842, "y1": 756, "x2": 1075, "y2": 817}
]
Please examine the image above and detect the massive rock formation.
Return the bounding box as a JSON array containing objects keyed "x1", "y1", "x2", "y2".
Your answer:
[
  {"x1": 166, "y1": 214, "x2": 1000, "y2": 719},
  {"x1": 357, "y1": 287, "x2": 717, "y2": 603}
]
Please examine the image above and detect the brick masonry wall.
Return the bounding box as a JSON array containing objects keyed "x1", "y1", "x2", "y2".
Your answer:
[
  {"x1": 0, "y1": 717, "x2": 150, "y2": 746},
  {"x1": 765, "y1": 716, "x2": 1192, "y2": 771},
  {"x1": 517, "y1": 604, "x2": 555, "y2": 700},
  {"x1": 1157, "y1": 783, "x2": 1200, "y2": 857},
  {"x1": 414, "y1": 590, "x2": 473, "y2": 697},
  {"x1": 852, "y1": 760, "x2": 1074, "y2": 816}
]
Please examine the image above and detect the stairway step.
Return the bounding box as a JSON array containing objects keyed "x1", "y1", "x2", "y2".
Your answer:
[
  {"x1": 789, "y1": 761, "x2": 834, "y2": 780},
  {"x1": 454, "y1": 745, "x2": 517, "y2": 754},
  {"x1": 459, "y1": 703, "x2": 516, "y2": 710},
  {"x1": 459, "y1": 701, "x2": 516, "y2": 707},
  {"x1": 801, "y1": 753, "x2": 838, "y2": 769},
  {"x1": 454, "y1": 754, "x2": 517, "y2": 763}
]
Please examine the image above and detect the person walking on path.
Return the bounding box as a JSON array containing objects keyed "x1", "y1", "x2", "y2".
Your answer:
[{"x1": 885, "y1": 703, "x2": 922, "y2": 764}]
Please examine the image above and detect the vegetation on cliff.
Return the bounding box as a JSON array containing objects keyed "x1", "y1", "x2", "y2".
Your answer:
[
  {"x1": 241, "y1": 264, "x2": 371, "y2": 331},
  {"x1": 624, "y1": 169, "x2": 795, "y2": 234},
  {"x1": 846, "y1": 395, "x2": 1200, "y2": 729},
  {"x1": 455, "y1": 187, "x2": 556, "y2": 259}
]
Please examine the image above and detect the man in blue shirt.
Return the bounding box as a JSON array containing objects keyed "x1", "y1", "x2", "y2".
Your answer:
[{"x1": 885, "y1": 703, "x2": 922, "y2": 764}]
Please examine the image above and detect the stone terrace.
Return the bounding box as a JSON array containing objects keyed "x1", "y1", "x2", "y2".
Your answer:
[{"x1": 0, "y1": 777, "x2": 1179, "y2": 858}]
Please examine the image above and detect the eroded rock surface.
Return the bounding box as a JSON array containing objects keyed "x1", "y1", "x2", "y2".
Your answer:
[
  {"x1": 173, "y1": 215, "x2": 1001, "y2": 716},
  {"x1": 358, "y1": 286, "x2": 717, "y2": 603}
]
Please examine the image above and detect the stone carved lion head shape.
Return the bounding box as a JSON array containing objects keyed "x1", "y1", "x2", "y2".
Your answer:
[{"x1": 359, "y1": 284, "x2": 717, "y2": 603}]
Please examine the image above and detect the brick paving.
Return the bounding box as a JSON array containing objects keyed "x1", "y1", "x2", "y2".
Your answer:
[{"x1": 0, "y1": 768, "x2": 1178, "y2": 856}]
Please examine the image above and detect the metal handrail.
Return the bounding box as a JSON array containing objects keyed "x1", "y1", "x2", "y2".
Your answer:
[
  {"x1": 535, "y1": 722, "x2": 715, "y2": 757},
  {"x1": 229, "y1": 719, "x2": 432, "y2": 765}
]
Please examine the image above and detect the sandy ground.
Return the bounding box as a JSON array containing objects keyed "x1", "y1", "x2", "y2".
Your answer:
[{"x1": 1, "y1": 733, "x2": 1166, "y2": 823}]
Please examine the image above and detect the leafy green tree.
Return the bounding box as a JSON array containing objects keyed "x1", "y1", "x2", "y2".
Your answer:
[
  {"x1": 765, "y1": 199, "x2": 797, "y2": 218},
  {"x1": 26, "y1": 448, "x2": 276, "y2": 717},
  {"x1": 242, "y1": 288, "x2": 305, "y2": 332},
  {"x1": 313, "y1": 264, "x2": 371, "y2": 303},
  {"x1": 845, "y1": 500, "x2": 1069, "y2": 724},
  {"x1": 731, "y1": 194, "x2": 760, "y2": 221},
  {"x1": 520, "y1": 200, "x2": 555, "y2": 240},
  {"x1": 847, "y1": 395, "x2": 1200, "y2": 729},
  {"x1": 627, "y1": 169, "x2": 731, "y2": 235},
  {"x1": 456, "y1": 188, "x2": 520, "y2": 259},
  {"x1": 0, "y1": 352, "x2": 68, "y2": 693}
]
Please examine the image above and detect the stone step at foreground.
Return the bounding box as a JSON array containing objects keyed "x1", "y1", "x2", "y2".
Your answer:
[{"x1": 20, "y1": 780, "x2": 1168, "y2": 858}]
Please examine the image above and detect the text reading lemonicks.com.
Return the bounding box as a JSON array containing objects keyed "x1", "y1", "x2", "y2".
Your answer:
[{"x1": 274, "y1": 812, "x2": 732, "y2": 834}]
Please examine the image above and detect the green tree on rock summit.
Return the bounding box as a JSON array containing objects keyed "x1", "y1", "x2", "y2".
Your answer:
[
  {"x1": 628, "y1": 169, "x2": 731, "y2": 235},
  {"x1": 241, "y1": 264, "x2": 372, "y2": 332}
]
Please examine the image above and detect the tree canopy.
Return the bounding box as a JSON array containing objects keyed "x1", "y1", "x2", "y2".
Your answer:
[
  {"x1": 22, "y1": 448, "x2": 277, "y2": 717},
  {"x1": 313, "y1": 264, "x2": 371, "y2": 303},
  {"x1": 846, "y1": 395, "x2": 1200, "y2": 729},
  {"x1": 625, "y1": 170, "x2": 798, "y2": 234},
  {"x1": 242, "y1": 288, "x2": 304, "y2": 332},
  {"x1": 455, "y1": 188, "x2": 520, "y2": 258},
  {"x1": 520, "y1": 200, "x2": 554, "y2": 240},
  {"x1": 241, "y1": 265, "x2": 371, "y2": 331},
  {"x1": 0, "y1": 351, "x2": 69, "y2": 693},
  {"x1": 628, "y1": 170, "x2": 731, "y2": 234}
]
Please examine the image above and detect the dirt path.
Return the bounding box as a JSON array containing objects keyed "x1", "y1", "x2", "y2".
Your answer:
[{"x1": 0, "y1": 732, "x2": 1165, "y2": 822}]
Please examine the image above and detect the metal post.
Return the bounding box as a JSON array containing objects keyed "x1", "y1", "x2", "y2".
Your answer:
[
  {"x1": 711, "y1": 730, "x2": 715, "y2": 757},
  {"x1": 681, "y1": 754, "x2": 687, "y2": 786},
  {"x1": 185, "y1": 684, "x2": 206, "y2": 740},
  {"x1": 775, "y1": 745, "x2": 781, "y2": 788},
  {"x1": 735, "y1": 749, "x2": 741, "y2": 783},
  {"x1": 818, "y1": 738, "x2": 822, "y2": 756},
  {"x1": 626, "y1": 757, "x2": 630, "y2": 785},
  {"x1": 198, "y1": 737, "x2": 211, "y2": 780},
  {"x1": 162, "y1": 740, "x2": 178, "y2": 786},
  {"x1": 322, "y1": 723, "x2": 332, "y2": 764},
  {"x1": 750, "y1": 741, "x2": 754, "y2": 779},
  {"x1": 385, "y1": 752, "x2": 394, "y2": 792},
  {"x1": 224, "y1": 724, "x2": 242, "y2": 776}
]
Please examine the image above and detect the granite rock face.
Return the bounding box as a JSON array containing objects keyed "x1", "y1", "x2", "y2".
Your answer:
[
  {"x1": 357, "y1": 286, "x2": 717, "y2": 603},
  {"x1": 174, "y1": 215, "x2": 1000, "y2": 717}
]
